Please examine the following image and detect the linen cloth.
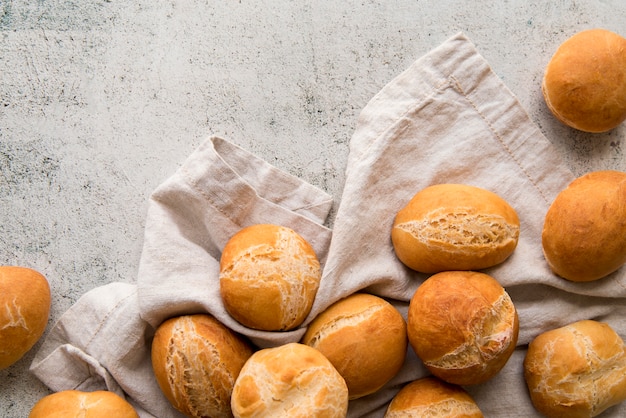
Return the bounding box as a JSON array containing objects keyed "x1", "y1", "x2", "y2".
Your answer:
[{"x1": 31, "y1": 32, "x2": 626, "y2": 417}]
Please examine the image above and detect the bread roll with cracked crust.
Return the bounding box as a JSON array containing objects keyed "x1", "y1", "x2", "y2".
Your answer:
[
  {"x1": 524, "y1": 320, "x2": 626, "y2": 418},
  {"x1": 231, "y1": 343, "x2": 348, "y2": 418},
  {"x1": 29, "y1": 390, "x2": 139, "y2": 418},
  {"x1": 0, "y1": 266, "x2": 51, "y2": 370},
  {"x1": 392, "y1": 184, "x2": 520, "y2": 273},
  {"x1": 384, "y1": 376, "x2": 484, "y2": 418},
  {"x1": 542, "y1": 170, "x2": 626, "y2": 282},
  {"x1": 407, "y1": 271, "x2": 518, "y2": 385},
  {"x1": 301, "y1": 293, "x2": 407, "y2": 399},
  {"x1": 151, "y1": 314, "x2": 254, "y2": 418},
  {"x1": 220, "y1": 224, "x2": 321, "y2": 331},
  {"x1": 542, "y1": 29, "x2": 626, "y2": 133}
]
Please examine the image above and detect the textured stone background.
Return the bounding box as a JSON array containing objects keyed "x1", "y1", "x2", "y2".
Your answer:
[{"x1": 1, "y1": 1, "x2": 625, "y2": 416}]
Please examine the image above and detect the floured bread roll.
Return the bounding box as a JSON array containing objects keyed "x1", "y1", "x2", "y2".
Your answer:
[
  {"x1": 220, "y1": 224, "x2": 321, "y2": 331},
  {"x1": 542, "y1": 29, "x2": 626, "y2": 133},
  {"x1": 231, "y1": 343, "x2": 348, "y2": 418},
  {"x1": 407, "y1": 271, "x2": 518, "y2": 385},
  {"x1": 392, "y1": 184, "x2": 520, "y2": 273},
  {"x1": 524, "y1": 320, "x2": 626, "y2": 418},
  {"x1": 384, "y1": 376, "x2": 484, "y2": 418},
  {"x1": 542, "y1": 170, "x2": 626, "y2": 282},
  {"x1": 0, "y1": 266, "x2": 51, "y2": 370},
  {"x1": 28, "y1": 390, "x2": 139, "y2": 418},
  {"x1": 151, "y1": 314, "x2": 254, "y2": 418},
  {"x1": 301, "y1": 293, "x2": 407, "y2": 399}
]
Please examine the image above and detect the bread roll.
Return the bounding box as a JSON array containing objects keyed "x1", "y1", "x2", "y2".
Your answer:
[
  {"x1": 407, "y1": 271, "x2": 518, "y2": 385},
  {"x1": 392, "y1": 184, "x2": 519, "y2": 273},
  {"x1": 301, "y1": 293, "x2": 407, "y2": 399},
  {"x1": 0, "y1": 266, "x2": 51, "y2": 369},
  {"x1": 231, "y1": 343, "x2": 348, "y2": 418},
  {"x1": 384, "y1": 376, "x2": 484, "y2": 418},
  {"x1": 151, "y1": 314, "x2": 254, "y2": 418},
  {"x1": 220, "y1": 224, "x2": 321, "y2": 331},
  {"x1": 542, "y1": 170, "x2": 626, "y2": 282},
  {"x1": 542, "y1": 29, "x2": 626, "y2": 133},
  {"x1": 28, "y1": 390, "x2": 139, "y2": 418},
  {"x1": 524, "y1": 320, "x2": 626, "y2": 418}
]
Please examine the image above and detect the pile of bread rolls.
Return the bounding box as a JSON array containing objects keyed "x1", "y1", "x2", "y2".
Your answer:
[{"x1": 3, "y1": 27, "x2": 625, "y2": 417}]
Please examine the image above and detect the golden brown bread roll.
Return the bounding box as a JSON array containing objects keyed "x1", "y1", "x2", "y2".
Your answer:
[
  {"x1": 220, "y1": 224, "x2": 321, "y2": 331},
  {"x1": 407, "y1": 271, "x2": 518, "y2": 385},
  {"x1": 384, "y1": 376, "x2": 484, "y2": 418},
  {"x1": 524, "y1": 320, "x2": 626, "y2": 418},
  {"x1": 0, "y1": 266, "x2": 51, "y2": 370},
  {"x1": 542, "y1": 170, "x2": 626, "y2": 282},
  {"x1": 392, "y1": 184, "x2": 520, "y2": 273},
  {"x1": 231, "y1": 342, "x2": 348, "y2": 418},
  {"x1": 151, "y1": 314, "x2": 254, "y2": 418},
  {"x1": 542, "y1": 28, "x2": 626, "y2": 133},
  {"x1": 28, "y1": 390, "x2": 139, "y2": 418},
  {"x1": 301, "y1": 293, "x2": 407, "y2": 399}
]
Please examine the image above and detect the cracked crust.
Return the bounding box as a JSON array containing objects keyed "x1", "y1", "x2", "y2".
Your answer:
[
  {"x1": 301, "y1": 293, "x2": 408, "y2": 399},
  {"x1": 151, "y1": 314, "x2": 254, "y2": 418},
  {"x1": 0, "y1": 266, "x2": 51, "y2": 370},
  {"x1": 231, "y1": 343, "x2": 348, "y2": 418},
  {"x1": 384, "y1": 376, "x2": 483, "y2": 418},
  {"x1": 407, "y1": 271, "x2": 518, "y2": 385},
  {"x1": 524, "y1": 320, "x2": 626, "y2": 418},
  {"x1": 220, "y1": 224, "x2": 321, "y2": 331},
  {"x1": 392, "y1": 184, "x2": 519, "y2": 273}
]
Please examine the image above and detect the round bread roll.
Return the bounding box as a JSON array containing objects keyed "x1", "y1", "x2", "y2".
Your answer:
[
  {"x1": 407, "y1": 271, "x2": 518, "y2": 385},
  {"x1": 542, "y1": 170, "x2": 626, "y2": 282},
  {"x1": 392, "y1": 184, "x2": 520, "y2": 274},
  {"x1": 151, "y1": 314, "x2": 254, "y2": 418},
  {"x1": 542, "y1": 28, "x2": 626, "y2": 133},
  {"x1": 29, "y1": 390, "x2": 139, "y2": 418},
  {"x1": 524, "y1": 320, "x2": 626, "y2": 418},
  {"x1": 301, "y1": 293, "x2": 407, "y2": 399},
  {"x1": 231, "y1": 342, "x2": 348, "y2": 418},
  {"x1": 220, "y1": 224, "x2": 321, "y2": 331},
  {"x1": 384, "y1": 376, "x2": 484, "y2": 418},
  {"x1": 0, "y1": 266, "x2": 51, "y2": 370}
]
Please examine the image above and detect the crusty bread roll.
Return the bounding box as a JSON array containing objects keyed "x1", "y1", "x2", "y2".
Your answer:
[
  {"x1": 542, "y1": 28, "x2": 626, "y2": 133},
  {"x1": 407, "y1": 271, "x2": 518, "y2": 385},
  {"x1": 524, "y1": 320, "x2": 626, "y2": 418},
  {"x1": 392, "y1": 184, "x2": 520, "y2": 273},
  {"x1": 28, "y1": 390, "x2": 139, "y2": 418},
  {"x1": 0, "y1": 266, "x2": 51, "y2": 370},
  {"x1": 542, "y1": 170, "x2": 626, "y2": 282},
  {"x1": 301, "y1": 293, "x2": 407, "y2": 399},
  {"x1": 151, "y1": 314, "x2": 254, "y2": 418},
  {"x1": 231, "y1": 342, "x2": 348, "y2": 418},
  {"x1": 384, "y1": 376, "x2": 484, "y2": 418},
  {"x1": 220, "y1": 224, "x2": 321, "y2": 331}
]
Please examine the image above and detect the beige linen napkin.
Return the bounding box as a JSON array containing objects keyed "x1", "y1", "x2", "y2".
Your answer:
[{"x1": 31, "y1": 32, "x2": 626, "y2": 417}]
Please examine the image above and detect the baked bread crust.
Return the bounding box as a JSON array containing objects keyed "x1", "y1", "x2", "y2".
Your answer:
[
  {"x1": 151, "y1": 314, "x2": 254, "y2": 418},
  {"x1": 220, "y1": 224, "x2": 321, "y2": 331},
  {"x1": 231, "y1": 343, "x2": 348, "y2": 418},
  {"x1": 524, "y1": 320, "x2": 626, "y2": 418},
  {"x1": 542, "y1": 29, "x2": 626, "y2": 133},
  {"x1": 301, "y1": 293, "x2": 407, "y2": 399},
  {"x1": 384, "y1": 376, "x2": 484, "y2": 418},
  {"x1": 28, "y1": 390, "x2": 139, "y2": 418},
  {"x1": 542, "y1": 170, "x2": 626, "y2": 282},
  {"x1": 0, "y1": 266, "x2": 51, "y2": 370},
  {"x1": 407, "y1": 271, "x2": 518, "y2": 385},
  {"x1": 392, "y1": 184, "x2": 519, "y2": 273}
]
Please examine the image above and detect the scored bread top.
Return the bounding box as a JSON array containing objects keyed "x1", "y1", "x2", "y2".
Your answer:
[{"x1": 219, "y1": 224, "x2": 321, "y2": 331}]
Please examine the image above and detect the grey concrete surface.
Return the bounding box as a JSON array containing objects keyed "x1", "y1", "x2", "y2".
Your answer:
[{"x1": 1, "y1": 1, "x2": 625, "y2": 416}]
